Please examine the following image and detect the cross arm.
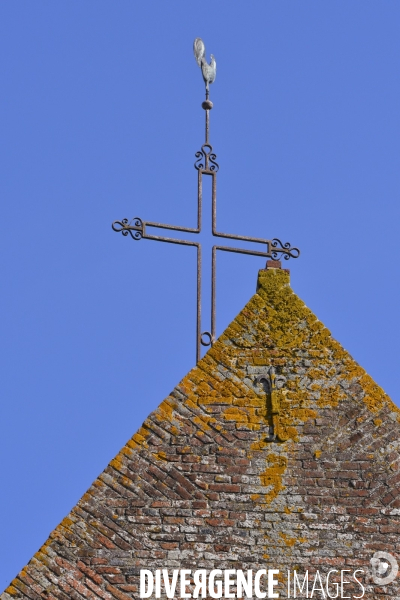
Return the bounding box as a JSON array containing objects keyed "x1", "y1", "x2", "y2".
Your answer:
[
  {"x1": 111, "y1": 217, "x2": 201, "y2": 240},
  {"x1": 214, "y1": 240, "x2": 300, "y2": 260}
]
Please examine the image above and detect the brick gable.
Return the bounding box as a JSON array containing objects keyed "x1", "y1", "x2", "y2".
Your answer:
[{"x1": 3, "y1": 267, "x2": 400, "y2": 599}]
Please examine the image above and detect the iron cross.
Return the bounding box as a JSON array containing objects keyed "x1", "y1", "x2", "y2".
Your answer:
[{"x1": 112, "y1": 39, "x2": 300, "y2": 363}]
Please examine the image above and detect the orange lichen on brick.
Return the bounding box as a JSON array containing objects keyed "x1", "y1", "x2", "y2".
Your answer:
[
  {"x1": 259, "y1": 453, "x2": 288, "y2": 504},
  {"x1": 155, "y1": 399, "x2": 177, "y2": 422},
  {"x1": 110, "y1": 455, "x2": 124, "y2": 471},
  {"x1": 130, "y1": 427, "x2": 149, "y2": 448},
  {"x1": 3, "y1": 586, "x2": 18, "y2": 597},
  {"x1": 359, "y1": 373, "x2": 392, "y2": 414},
  {"x1": 191, "y1": 414, "x2": 216, "y2": 432},
  {"x1": 280, "y1": 533, "x2": 297, "y2": 547}
]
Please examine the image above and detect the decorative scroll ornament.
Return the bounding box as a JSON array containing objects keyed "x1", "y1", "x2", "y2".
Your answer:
[
  {"x1": 272, "y1": 239, "x2": 300, "y2": 260},
  {"x1": 256, "y1": 367, "x2": 288, "y2": 442},
  {"x1": 194, "y1": 144, "x2": 219, "y2": 172},
  {"x1": 112, "y1": 218, "x2": 144, "y2": 240}
]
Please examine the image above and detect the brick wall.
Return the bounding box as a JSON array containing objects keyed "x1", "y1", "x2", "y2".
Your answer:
[{"x1": 3, "y1": 267, "x2": 400, "y2": 599}]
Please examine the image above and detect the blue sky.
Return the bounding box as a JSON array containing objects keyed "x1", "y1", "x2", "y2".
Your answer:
[{"x1": 1, "y1": 1, "x2": 399, "y2": 589}]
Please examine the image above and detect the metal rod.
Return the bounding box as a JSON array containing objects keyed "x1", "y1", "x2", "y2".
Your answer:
[
  {"x1": 197, "y1": 169, "x2": 202, "y2": 232},
  {"x1": 144, "y1": 234, "x2": 199, "y2": 247},
  {"x1": 214, "y1": 245, "x2": 274, "y2": 258},
  {"x1": 145, "y1": 222, "x2": 200, "y2": 234},
  {"x1": 197, "y1": 245, "x2": 201, "y2": 363},
  {"x1": 211, "y1": 246, "x2": 216, "y2": 342},
  {"x1": 214, "y1": 230, "x2": 275, "y2": 246}
]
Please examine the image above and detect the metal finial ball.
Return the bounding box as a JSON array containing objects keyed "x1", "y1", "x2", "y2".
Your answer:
[{"x1": 202, "y1": 100, "x2": 213, "y2": 110}]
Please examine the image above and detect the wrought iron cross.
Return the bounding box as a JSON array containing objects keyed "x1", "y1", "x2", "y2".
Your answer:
[{"x1": 112, "y1": 38, "x2": 300, "y2": 363}]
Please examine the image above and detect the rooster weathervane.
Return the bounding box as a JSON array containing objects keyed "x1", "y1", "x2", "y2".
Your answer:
[
  {"x1": 194, "y1": 37, "x2": 216, "y2": 95},
  {"x1": 112, "y1": 38, "x2": 300, "y2": 363}
]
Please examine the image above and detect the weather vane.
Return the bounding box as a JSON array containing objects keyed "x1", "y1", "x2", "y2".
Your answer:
[{"x1": 112, "y1": 38, "x2": 300, "y2": 363}]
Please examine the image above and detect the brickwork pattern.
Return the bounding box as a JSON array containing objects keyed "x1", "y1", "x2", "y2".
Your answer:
[{"x1": 2, "y1": 268, "x2": 400, "y2": 599}]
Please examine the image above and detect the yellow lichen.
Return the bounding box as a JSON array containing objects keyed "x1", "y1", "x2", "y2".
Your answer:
[
  {"x1": 110, "y1": 455, "x2": 123, "y2": 471},
  {"x1": 279, "y1": 533, "x2": 297, "y2": 547},
  {"x1": 280, "y1": 533, "x2": 307, "y2": 547},
  {"x1": 155, "y1": 399, "x2": 177, "y2": 422},
  {"x1": 152, "y1": 451, "x2": 168, "y2": 461},
  {"x1": 4, "y1": 585, "x2": 18, "y2": 596},
  {"x1": 259, "y1": 453, "x2": 288, "y2": 504}
]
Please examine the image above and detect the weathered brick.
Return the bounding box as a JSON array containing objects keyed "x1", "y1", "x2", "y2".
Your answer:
[{"x1": 5, "y1": 268, "x2": 400, "y2": 600}]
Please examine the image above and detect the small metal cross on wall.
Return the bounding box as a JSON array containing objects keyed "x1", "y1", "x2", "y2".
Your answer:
[{"x1": 112, "y1": 38, "x2": 300, "y2": 363}]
